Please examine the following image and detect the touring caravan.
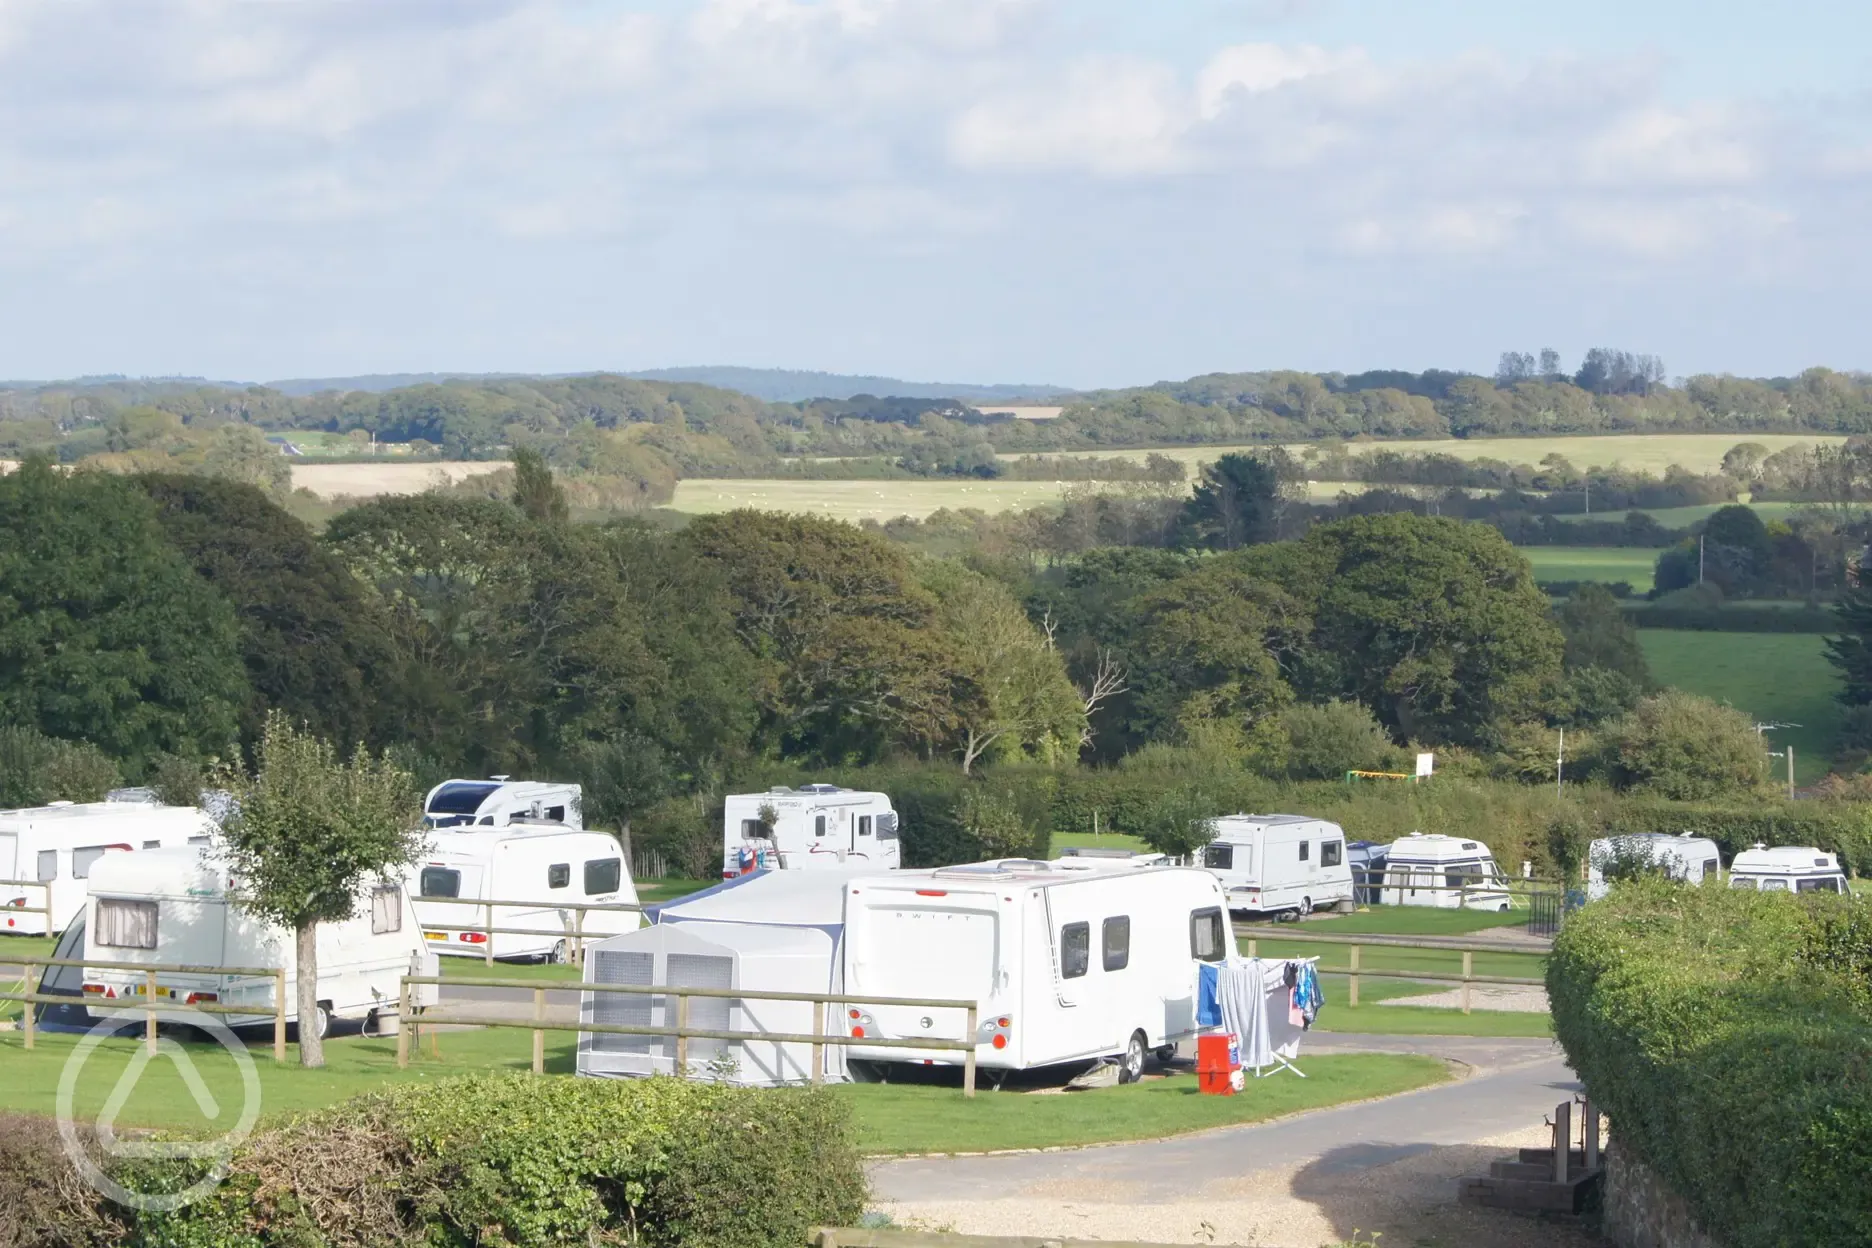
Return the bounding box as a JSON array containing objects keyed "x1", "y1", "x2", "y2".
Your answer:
[
  {"x1": 1727, "y1": 844, "x2": 1849, "y2": 894},
  {"x1": 720, "y1": 786, "x2": 900, "y2": 877},
  {"x1": 578, "y1": 869, "x2": 870, "y2": 1086},
  {"x1": 1380, "y1": 833, "x2": 1512, "y2": 910},
  {"x1": 411, "y1": 825, "x2": 639, "y2": 961},
  {"x1": 423, "y1": 778, "x2": 583, "y2": 831},
  {"x1": 1200, "y1": 814, "x2": 1354, "y2": 919},
  {"x1": 80, "y1": 848, "x2": 436, "y2": 1038},
  {"x1": 842, "y1": 857, "x2": 1234, "y2": 1083},
  {"x1": 1, "y1": 800, "x2": 214, "y2": 937},
  {"x1": 1587, "y1": 833, "x2": 1723, "y2": 900}
]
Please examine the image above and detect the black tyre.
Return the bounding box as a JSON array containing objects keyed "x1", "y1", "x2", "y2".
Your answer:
[{"x1": 1118, "y1": 1030, "x2": 1147, "y2": 1084}]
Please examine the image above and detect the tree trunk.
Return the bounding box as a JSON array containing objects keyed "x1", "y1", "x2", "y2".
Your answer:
[{"x1": 296, "y1": 920, "x2": 324, "y2": 1069}]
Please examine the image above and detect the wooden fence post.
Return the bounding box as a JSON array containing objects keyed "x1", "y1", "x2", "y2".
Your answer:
[
  {"x1": 21, "y1": 962, "x2": 35, "y2": 1050},
  {"x1": 1584, "y1": 1100, "x2": 1601, "y2": 1170},
  {"x1": 396, "y1": 978, "x2": 411, "y2": 1069},
  {"x1": 274, "y1": 970, "x2": 288, "y2": 1062},
  {"x1": 810, "y1": 999, "x2": 825, "y2": 1086},
  {"x1": 483, "y1": 901, "x2": 494, "y2": 967},
  {"x1": 145, "y1": 968, "x2": 159, "y2": 1054},
  {"x1": 963, "y1": 1005, "x2": 978, "y2": 1098},
  {"x1": 1553, "y1": 1101, "x2": 1572, "y2": 1182},
  {"x1": 1348, "y1": 946, "x2": 1360, "y2": 1008},
  {"x1": 673, "y1": 992, "x2": 689, "y2": 1077},
  {"x1": 532, "y1": 987, "x2": 546, "y2": 1075},
  {"x1": 1247, "y1": 938, "x2": 1257, "y2": 958},
  {"x1": 1461, "y1": 951, "x2": 1473, "y2": 1014}
]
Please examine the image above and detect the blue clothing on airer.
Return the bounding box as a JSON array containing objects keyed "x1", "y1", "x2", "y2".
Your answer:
[{"x1": 1292, "y1": 962, "x2": 1323, "y2": 1028}]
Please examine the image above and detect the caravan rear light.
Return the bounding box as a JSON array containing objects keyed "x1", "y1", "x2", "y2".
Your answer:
[
  {"x1": 991, "y1": 1034, "x2": 1006, "y2": 1050},
  {"x1": 997, "y1": 1017, "x2": 1010, "y2": 1028},
  {"x1": 185, "y1": 992, "x2": 219, "y2": 1005},
  {"x1": 850, "y1": 1026, "x2": 865, "y2": 1038},
  {"x1": 82, "y1": 983, "x2": 116, "y2": 998},
  {"x1": 459, "y1": 932, "x2": 487, "y2": 944},
  {"x1": 915, "y1": 889, "x2": 947, "y2": 897},
  {"x1": 848, "y1": 1009, "x2": 861, "y2": 1020},
  {"x1": 6, "y1": 897, "x2": 25, "y2": 906}
]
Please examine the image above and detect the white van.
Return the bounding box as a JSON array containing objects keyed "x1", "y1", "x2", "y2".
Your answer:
[
  {"x1": 721, "y1": 786, "x2": 900, "y2": 877},
  {"x1": 423, "y1": 778, "x2": 584, "y2": 831},
  {"x1": 1200, "y1": 814, "x2": 1354, "y2": 919},
  {"x1": 411, "y1": 825, "x2": 640, "y2": 961},
  {"x1": 1587, "y1": 834, "x2": 1723, "y2": 900},
  {"x1": 1727, "y1": 844, "x2": 1849, "y2": 895},
  {"x1": 81, "y1": 847, "x2": 436, "y2": 1039},
  {"x1": 1380, "y1": 833, "x2": 1512, "y2": 910},
  {"x1": 842, "y1": 857, "x2": 1233, "y2": 1083},
  {"x1": 1, "y1": 800, "x2": 213, "y2": 937}
]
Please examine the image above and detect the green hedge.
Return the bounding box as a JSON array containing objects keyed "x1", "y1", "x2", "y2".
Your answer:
[
  {"x1": 2, "y1": 1076, "x2": 865, "y2": 1248},
  {"x1": 1590, "y1": 798, "x2": 1872, "y2": 876},
  {"x1": 1548, "y1": 882, "x2": 1872, "y2": 1247}
]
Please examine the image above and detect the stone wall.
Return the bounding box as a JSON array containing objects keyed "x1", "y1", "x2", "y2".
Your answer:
[{"x1": 1600, "y1": 1139, "x2": 1721, "y2": 1248}]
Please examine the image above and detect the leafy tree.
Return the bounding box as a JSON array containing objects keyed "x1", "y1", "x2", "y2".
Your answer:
[
  {"x1": 1175, "y1": 450, "x2": 1296, "y2": 550},
  {"x1": 954, "y1": 786, "x2": 1035, "y2": 858},
  {"x1": 0, "y1": 726, "x2": 122, "y2": 807},
  {"x1": 511, "y1": 446, "x2": 570, "y2": 524},
  {"x1": 920, "y1": 562, "x2": 1084, "y2": 772},
  {"x1": 199, "y1": 424, "x2": 292, "y2": 499},
  {"x1": 0, "y1": 460, "x2": 248, "y2": 764},
  {"x1": 1553, "y1": 665, "x2": 1645, "y2": 727},
  {"x1": 133, "y1": 474, "x2": 399, "y2": 749},
  {"x1": 214, "y1": 713, "x2": 421, "y2": 1068},
  {"x1": 1596, "y1": 690, "x2": 1769, "y2": 800},
  {"x1": 1828, "y1": 572, "x2": 1872, "y2": 709},
  {"x1": 1553, "y1": 584, "x2": 1649, "y2": 683},
  {"x1": 1275, "y1": 700, "x2": 1395, "y2": 780},
  {"x1": 1722, "y1": 442, "x2": 1771, "y2": 482},
  {"x1": 1697, "y1": 504, "x2": 1775, "y2": 595},
  {"x1": 1136, "y1": 788, "x2": 1218, "y2": 861}
]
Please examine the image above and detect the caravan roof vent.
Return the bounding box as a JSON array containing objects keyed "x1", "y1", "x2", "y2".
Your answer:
[
  {"x1": 932, "y1": 865, "x2": 1018, "y2": 880},
  {"x1": 490, "y1": 774, "x2": 511, "y2": 782},
  {"x1": 106, "y1": 787, "x2": 160, "y2": 804},
  {"x1": 799, "y1": 783, "x2": 846, "y2": 794}
]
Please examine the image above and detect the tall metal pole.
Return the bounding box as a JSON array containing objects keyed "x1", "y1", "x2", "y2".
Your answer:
[
  {"x1": 1699, "y1": 534, "x2": 1705, "y2": 583},
  {"x1": 1788, "y1": 746, "x2": 1796, "y2": 800},
  {"x1": 1556, "y1": 728, "x2": 1565, "y2": 795}
]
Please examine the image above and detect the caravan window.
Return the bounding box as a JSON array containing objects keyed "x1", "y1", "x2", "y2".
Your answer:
[
  {"x1": 1762, "y1": 878, "x2": 1790, "y2": 892},
  {"x1": 419, "y1": 867, "x2": 462, "y2": 898},
  {"x1": 584, "y1": 858, "x2": 622, "y2": 895},
  {"x1": 548, "y1": 863, "x2": 570, "y2": 889},
  {"x1": 1798, "y1": 877, "x2": 1844, "y2": 894},
  {"x1": 1729, "y1": 877, "x2": 1757, "y2": 890},
  {"x1": 1103, "y1": 917, "x2": 1131, "y2": 972},
  {"x1": 1321, "y1": 841, "x2": 1343, "y2": 868},
  {"x1": 36, "y1": 851, "x2": 56, "y2": 883},
  {"x1": 545, "y1": 806, "x2": 566, "y2": 823},
  {"x1": 814, "y1": 816, "x2": 826, "y2": 839},
  {"x1": 1701, "y1": 859, "x2": 1719, "y2": 880},
  {"x1": 72, "y1": 845, "x2": 120, "y2": 880},
  {"x1": 95, "y1": 899, "x2": 158, "y2": 950},
  {"x1": 877, "y1": 812, "x2": 898, "y2": 842},
  {"x1": 142, "y1": 840, "x2": 161, "y2": 850},
  {"x1": 370, "y1": 886, "x2": 402, "y2": 934},
  {"x1": 1203, "y1": 843, "x2": 1234, "y2": 871},
  {"x1": 1060, "y1": 922, "x2": 1090, "y2": 979},
  {"x1": 1298, "y1": 841, "x2": 1310, "y2": 862},
  {"x1": 858, "y1": 816, "x2": 872, "y2": 837},
  {"x1": 187, "y1": 836, "x2": 211, "y2": 847},
  {"x1": 741, "y1": 819, "x2": 768, "y2": 840},
  {"x1": 1189, "y1": 907, "x2": 1227, "y2": 963}
]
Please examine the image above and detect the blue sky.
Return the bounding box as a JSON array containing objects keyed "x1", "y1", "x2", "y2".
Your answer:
[{"x1": 1, "y1": 0, "x2": 1868, "y2": 388}]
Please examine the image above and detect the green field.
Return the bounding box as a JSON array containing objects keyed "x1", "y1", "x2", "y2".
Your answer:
[
  {"x1": 669, "y1": 479, "x2": 1081, "y2": 521},
  {"x1": 1521, "y1": 546, "x2": 1657, "y2": 590},
  {"x1": 0, "y1": 1030, "x2": 1445, "y2": 1153},
  {"x1": 1640, "y1": 630, "x2": 1841, "y2": 783}
]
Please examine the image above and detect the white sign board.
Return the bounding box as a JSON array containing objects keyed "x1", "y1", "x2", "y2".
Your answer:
[{"x1": 1415, "y1": 752, "x2": 1435, "y2": 778}]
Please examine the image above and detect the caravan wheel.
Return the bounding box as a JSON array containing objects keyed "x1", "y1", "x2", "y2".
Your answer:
[{"x1": 1118, "y1": 1031, "x2": 1147, "y2": 1084}]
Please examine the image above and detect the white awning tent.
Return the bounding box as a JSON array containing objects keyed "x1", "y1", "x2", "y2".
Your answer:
[{"x1": 577, "y1": 868, "x2": 871, "y2": 1086}]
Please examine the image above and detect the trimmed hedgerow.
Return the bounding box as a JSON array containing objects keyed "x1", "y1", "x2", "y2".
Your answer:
[
  {"x1": 21, "y1": 1076, "x2": 864, "y2": 1248},
  {"x1": 1548, "y1": 881, "x2": 1872, "y2": 1248}
]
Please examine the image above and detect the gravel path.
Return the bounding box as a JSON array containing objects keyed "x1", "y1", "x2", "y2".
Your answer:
[{"x1": 1378, "y1": 984, "x2": 1552, "y2": 1013}]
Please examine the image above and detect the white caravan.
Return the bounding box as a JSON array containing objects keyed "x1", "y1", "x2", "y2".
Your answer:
[
  {"x1": 1200, "y1": 814, "x2": 1354, "y2": 919},
  {"x1": 1380, "y1": 833, "x2": 1512, "y2": 910},
  {"x1": 423, "y1": 778, "x2": 584, "y2": 831},
  {"x1": 412, "y1": 825, "x2": 640, "y2": 962},
  {"x1": 720, "y1": 786, "x2": 900, "y2": 877},
  {"x1": 1586, "y1": 834, "x2": 1723, "y2": 900},
  {"x1": 1727, "y1": 844, "x2": 1849, "y2": 894},
  {"x1": 579, "y1": 869, "x2": 870, "y2": 1087},
  {"x1": 842, "y1": 857, "x2": 1234, "y2": 1083},
  {"x1": 81, "y1": 847, "x2": 436, "y2": 1038},
  {"x1": 1, "y1": 800, "x2": 214, "y2": 937}
]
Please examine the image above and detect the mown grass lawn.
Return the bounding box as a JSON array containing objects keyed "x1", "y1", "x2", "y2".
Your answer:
[
  {"x1": 1639, "y1": 630, "x2": 1841, "y2": 782},
  {"x1": 0, "y1": 1030, "x2": 1446, "y2": 1154},
  {"x1": 1262, "y1": 907, "x2": 1530, "y2": 937},
  {"x1": 1520, "y1": 545, "x2": 1659, "y2": 591},
  {"x1": 1050, "y1": 831, "x2": 1153, "y2": 854}
]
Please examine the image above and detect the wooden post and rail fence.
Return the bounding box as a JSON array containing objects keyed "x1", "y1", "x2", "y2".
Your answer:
[
  {"x1": 0, "y1": 879, "x2": 54, "y2": 938},
  {"x1": 408, "y1": 896, "x2": 645, "y2": 967},
  {"x1": 394, "y1": 974, "x2": 984, "y2": 1095},
  {"x1": 0, "y1": 956, "x2": 290, "y2": 1060},
  {"x1": 1240, "y1": 930, "x2": 1546, "y2": 1014}
]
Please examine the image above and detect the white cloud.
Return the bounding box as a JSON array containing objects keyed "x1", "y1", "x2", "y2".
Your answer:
[
  {"x1": 1581, "y1": 106, "x2": 1763, "y2": 186},
  {"x1": 1196, "y1": 42, "x2": 1361, "y2": 118},
  {"x1": 949, "y1": 59, "x2": 1192, "y2": 175}
]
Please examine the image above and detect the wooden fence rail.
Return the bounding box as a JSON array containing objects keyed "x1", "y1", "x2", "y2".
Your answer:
[
  {"x1": 411, "y1": 896, "x2": 644, "y2": 966},
  {"x1": 1241, "y1": 933, "x2": 1546, "y2": 1015},
  {"x1": 395, "y1": 974, "x2": 982, "y2": 1094},
  {"x1": 0, "y1": 878, "x2": 54, "y2": 937},
  {"x1": 0, "y1": 956, "x2": 288, "y2": 1059}
]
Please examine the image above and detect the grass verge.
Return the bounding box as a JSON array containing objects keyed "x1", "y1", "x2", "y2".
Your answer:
[
  {"x1": 1260, "y1": 907, "x2": 1531, "y2": 937},
  {"x1": 1638, "y1": 629, "x2": 1841, "y2": 782}
]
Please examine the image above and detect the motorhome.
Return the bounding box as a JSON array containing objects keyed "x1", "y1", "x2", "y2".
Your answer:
[
  {"x1": 1379, "y1": 833, "x2": 1512, "y2": 910},
  {"x1": 423, "y1": 778, "x2": 583, "y2": 831},
  {"x1": 721, "y1": 786, "x2": 900, "y2": 877},
  {"x1": 1, "y1": 800, "x2": 214, "y2": 937},
  {"x1": 578, "y1": 868, "x2": 870, "y2": 1086},
  {"x1": 842, "y1": 857, "x2": 1234, "y2": 1083},
  {"x1": 1200, "y1": 814, "x2": 1354, "y2": 919},
  {"x1": 80, "y1": 848, "x2": 436, "y2": 1038},
  {"x1": 1727, "y1": 844, "x2": 1849, "y2": 894},
  {"x1": 411, "y1": 825, "x2": 639, "y2": 961},
  {"x1": 1587, "y1": 834, "x2": 1723, "y2": 900}
]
